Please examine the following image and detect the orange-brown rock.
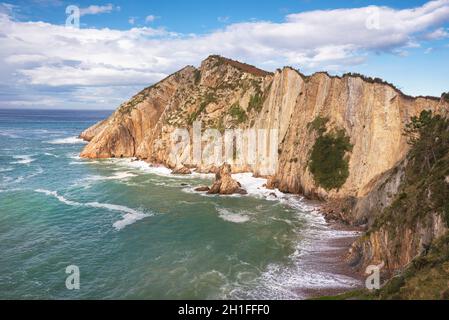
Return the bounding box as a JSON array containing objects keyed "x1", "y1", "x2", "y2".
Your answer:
[
  {"x1": 207, "y1": 164, "x2": 247, "y2": 195},
  {"x1": 171, "y1": 166, "x2": 191, "y2": 175},
  {"x1": 80, "y1": 55, "x2": 449, "y2": 200}
]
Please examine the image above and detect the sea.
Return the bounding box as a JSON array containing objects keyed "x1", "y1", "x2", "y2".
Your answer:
[{"x1": 0, "y1": 108, "x2": 360, "y2": 299}]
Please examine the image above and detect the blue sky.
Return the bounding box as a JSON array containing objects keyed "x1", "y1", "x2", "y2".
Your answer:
[{"x1": 0, "y1": 0, "x2": 448, "y2": 109}]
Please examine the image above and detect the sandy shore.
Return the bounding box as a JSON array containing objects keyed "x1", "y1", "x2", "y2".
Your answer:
[{"x1": 295, "y1": 220, "x2": 365, "y2": 299}]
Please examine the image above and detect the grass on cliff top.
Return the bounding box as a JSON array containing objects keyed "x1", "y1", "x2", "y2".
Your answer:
[{"x1": 308, "y1": 116, "x2": 352, "y2": 191}]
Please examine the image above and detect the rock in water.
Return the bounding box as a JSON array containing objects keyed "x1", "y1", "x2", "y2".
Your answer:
[
  {"x1": 171, "y1": 166, "x2": 192, "y2": 175},
  {"x1": 265, "y1": 176, "x2": 279, "y2": 189},
  {"x1": 194, "y1": 186, "x2": 210, "y2": 192},
  {"x1": 207, "y1": 164, "x2": 247, "y2": 195}
]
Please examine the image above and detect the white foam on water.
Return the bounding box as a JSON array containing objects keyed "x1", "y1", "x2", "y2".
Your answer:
[
  {"x1": 34, "y1": 189, "x2": 151, "y2": 230},
  {"x1": 232, "y1": 173, "x2": 284, "y2": 200},
  {"x1": 0, "y1": 167, "x2": 14, "y2": 173},
  {"x1": 11, "y1": 155, "x2": 35, "y2": 165},
  {"x1": 84, "y1": 171, "x2": 137, "y2": 181},
  {"x1": 110, "y1": 159, "x2": 174, "y2": 177},
  {"x1": 227, "y1": 195, "x2": 361, "y2": 299},
  {"x1": 35, "y1": 189, "x2": 80, "y2": 206},
  {"x1": 66, "y1": 157, "x2": 362, "y2": 296},
  {"x1": 47, "y1": 136, "x2": 87, "y2": 145},
  {"x1": 216, "y1": 207, "x2": 251, "y2": 223},
  {"x1": 86, "y1": 202, "x2": 150, "y2": 230},
  {"x1": 43, "y1": 152, "x2": 59, "y2": 158}
]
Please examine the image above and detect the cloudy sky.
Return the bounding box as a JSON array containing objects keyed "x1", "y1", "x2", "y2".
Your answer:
[{"x1": 0, "y1": 0, "x2": 448, "y2": 109}]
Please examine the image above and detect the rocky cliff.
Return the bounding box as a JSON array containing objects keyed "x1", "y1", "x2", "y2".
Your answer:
[{"x1": 80, "y1": 55, "x2": 449, "y2": 289}]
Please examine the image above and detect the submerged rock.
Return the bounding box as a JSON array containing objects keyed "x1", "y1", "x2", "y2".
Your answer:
[{"x1": 194, "y1": 186, "x2": 210, "y2": 192}]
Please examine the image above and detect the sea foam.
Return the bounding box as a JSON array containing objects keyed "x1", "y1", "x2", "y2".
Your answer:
[
  {"x1": 34, "y1": 189, "x2": 150, "y2": 230},
  {"x1": 47, "y1": 136, "x2": 87, "y2": 145},
  {"x1": 216, "y1": 207, "x2": 252, "y2": 223},
  {"x1": 11, "y1": 155, "x2": 35, "y2": 165}
]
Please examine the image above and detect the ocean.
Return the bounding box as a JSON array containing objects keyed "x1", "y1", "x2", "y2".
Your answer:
[{"x1": 0, "y1": 109, "x2": 360, "y2": 299}]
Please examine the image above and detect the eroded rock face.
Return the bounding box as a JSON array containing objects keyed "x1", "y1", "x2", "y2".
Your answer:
[
  {"x1": 79, "y1": 119, "x2": 108, "y2": 142},
  {"x1": 207, "y1": 164, "x2": 247, "y2": 195},
  {"x1": 79, "y1": 55, "x2": 449, "y2": 276},
  {"x1": 80, "y1": 55, "x2": 449, "y2": 201}
]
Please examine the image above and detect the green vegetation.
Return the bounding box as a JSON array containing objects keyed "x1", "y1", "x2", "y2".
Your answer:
[
  {"x1": 187, "y1": 92, "x2": 216, "y2": 125},
  {"x1": 248, "y1": 91, "x2": 264, "y2": 112},
  {"x1": 307, "y1": 116, "x2": 328, "y2": 134},
  {"x1": 373, "y1": 111, "x2": 449, "y2": 229},
  {"x1": 229, "y1": 103, "x2": 247, "y2": 124},
  {"x1": 317, "y1": 111, "x2": 449, "y2": 300},
  {"x1": 442, "y1": 92, "x2": 449, "y2": 103},
  {"x1": 119, "y1": 94, "x2": 145, "y2": 114},
  {"x1": 308, "y1": 117, "x2": 352, "y2": 190},
  {"x1": 365, "y1": 111, "x2": 449, "y2": 299}
]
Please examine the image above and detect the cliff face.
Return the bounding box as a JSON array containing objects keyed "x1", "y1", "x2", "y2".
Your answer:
[
  {"x1": 348, "y1": 113, "x2": 449, "y2": 274},
  {"x1": 81, "y1": 55, "x2": 448, "y2": 201},
  {"x1": 80, "y1": 55, "x2": 449, "y2": 279}
]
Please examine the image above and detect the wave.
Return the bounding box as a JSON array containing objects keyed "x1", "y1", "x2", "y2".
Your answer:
[
  {"x1": 227, "y1": 196, "x2": 361, "y2": 299},
  {"x1": 11, "y1": 155, "x2": 35, "y2": 165},
  {"x1": 86, "y1": 202, "x2": 149, "y2": 230},
  {"x1": 0, "y1": 130, "x2": 19, "y2": 139},
  {"x1": 84, "y1": 171, "x2": 138, "y2": 182},
  {"x1": 216, "y1": 207, "x2": 251, "y2": 223},
  {"x1": 47, "y1": 136, "x2": 87, "y2": 145},
  {"x1": 43, "y1": 152, "x2": 59, "y2": 158},
  {"x1": 0, "y1": 167, "x2": 14, "y2": 173},
  {"x1": 34, "y1": 189, "x2": 151, "y2": 230},
  {"x1": 232, "y1": 173, "x2": 284, "y2": 200}
]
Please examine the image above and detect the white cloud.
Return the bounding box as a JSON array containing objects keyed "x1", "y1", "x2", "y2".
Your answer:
[
  {"x1": 145, "y1": 15, "x2": 158, "y2": 23},
  {"x1": 79, "y1": 4, "x2": 118, "y2": 16},
  {"x1": 128, "y1": 17, "x2": 136, "y2": 25},
  {"x1": 0, "y1": 0, "x2": 449, "y2": 108},
  {"x1": 423, "y1": 27, "x2": 449, "y2": 39}
]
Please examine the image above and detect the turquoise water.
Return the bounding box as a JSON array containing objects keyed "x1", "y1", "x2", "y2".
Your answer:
[{"x1": 0, "y1": 109, "x2": 357, "y2": 299}]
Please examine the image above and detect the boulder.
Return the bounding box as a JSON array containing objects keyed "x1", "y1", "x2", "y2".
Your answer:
[{"x1": 171, "y1": 166, "x2": 192, "y2": 175}]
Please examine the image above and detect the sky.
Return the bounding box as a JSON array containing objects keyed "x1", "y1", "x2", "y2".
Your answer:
[{"x1": 0, "y1": 0, "x2": 448, "y2": 110}]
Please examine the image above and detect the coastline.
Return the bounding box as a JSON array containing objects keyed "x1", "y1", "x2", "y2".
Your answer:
[
  {"x1": 101, "y1": 157, "x2": 365, "y2": 298},
  {"x1": 297, "y1": 219, "x2": 364, "y2": 299}
]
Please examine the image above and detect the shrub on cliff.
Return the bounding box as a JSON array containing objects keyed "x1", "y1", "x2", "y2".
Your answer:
[
  {"x1": 248, "y1": 92, "x2": 264, "y2": 112},
  {"x1": 229, "y1": 103, "x2": 247, "y2": 124},
  {"x1": 308, "y1": 118, "x2": 352, "y2": 190}
]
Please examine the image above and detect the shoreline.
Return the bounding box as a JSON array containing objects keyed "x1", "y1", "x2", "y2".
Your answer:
[
  {"x1": 297, "y1": 218, "x2": 364, "y2": 299},
  {"x1": 78, "y1": 155, "x2": 365, "y2": 299}
]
